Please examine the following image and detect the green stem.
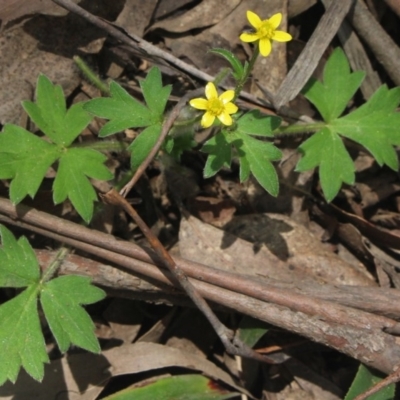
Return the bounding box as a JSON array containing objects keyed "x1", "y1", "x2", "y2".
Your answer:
[
  {"x1": 273, "y1": 121, "x2": 326, "y2": 136},
  {"x1": 71, "y1": 140, "x2": 130, "y2": 152},
  {"x1": 41, "y1": 247, "x2": 70, "y2": 283},
  {"x1": 73, "y1": 55, "x2": 110, "y2": 95},
  {"x1": 213, "y1": 67, "x2": 231, "y2": 86},
  {"x1": 234, "y1": 46, "x2": 259, "y2": 101}
]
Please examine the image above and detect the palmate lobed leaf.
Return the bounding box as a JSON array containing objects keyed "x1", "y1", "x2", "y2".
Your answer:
[
  {"x1": 0, "y1": 75, "x2": 113, "y2": 221},
  {"x1": 129, "y1": 124, "x2": 162, "y2": 172},
  {"x1": 296, "y1": 127, "x2": 355, "y2": 201},
  {"x1": 302, "y1": 48, "x2": 365, "y2": 122},
  {"x1": 202, "y1": 131, "x2": 232, "y2": 178},
  {"x1": 0, "y1": 124, "x2": 61, "y2": 204},
  {"x1": 41, "y1": 275, "x2": 105, "y2": 353},
  {"x1": 84, "y1": 82, "x2": 154, "y2": 137},
  {"x1": 0, "y1": 225, "x2": 40, "y2": 287},
  {"x1": 0, "y1": 286, "x2": 48, "y2": 385},
  {"x1": 236, "y1": 110, "x2": 281, "y2": 136},
  {"x1": 22, "y1": 75, "x2": 92, "y2": 146},
  {"x1": 84, "y1": 67, "x2": 171, "y2": 138},
  {"x1": 0, "y1": 225, "x2": 105, "y2": 384},
  {"x1": 140, "y1": 67, "x2": 172, "y2": 117},
  {"x1": 298, "y1": 48, "x2": 400, "y2": 202},
  {"x1": 232, "y1": 132, "x2": 282, "y2": 196},
  {"x1": 53, "y1": 148, "x2": 113, "y2": 223},
  {"x1": 333, "y1": 86, "x2": 400, "y2": 170}
]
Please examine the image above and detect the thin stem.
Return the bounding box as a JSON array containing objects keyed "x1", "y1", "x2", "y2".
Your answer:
[
  {"x1": 234, "y1": 46, "x2": 260, "y2": 101},
  {"x1": 41, "y1": 247, "x2": 70, "y2": 283},
  {"x1": 102, "y1": 189, "x2": 276, "y2": 363},
  {"x1": 73, "y1": 56, "x2": 110, "y2": 95},
  {"x1": 213, "y1": 67, "x2": 231, "y2": 86},
  {"x1": 273, "y1": 121, "x2": 326, "y2": 136}
]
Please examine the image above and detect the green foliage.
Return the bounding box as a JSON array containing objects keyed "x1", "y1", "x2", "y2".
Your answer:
[
  {"x1": 84, "y1": 67, "x2": 172, "y2": 171},
  {"x1": 0, "y1": 225, "x2": 105, "y2": 385},
  {"x1": 297, "y1": 48, "x2": 400, "y2": 201},
  {"x1": 345, "y1": 364, "x2": 394, "y2": 400},
  {"x1": 238, "y1": 315, "x2": 269, "y2": 348},
  {"x1": 0, "y1": 75, "x2": 113, "y2": 222},
  {"x1": 202, "y1": 110, "x2": 282, "y2": 196},
  {"x1": 102, "y1": 374, "x2": 238, "y2": 400},
  {"x1": 210, "y1": 48, "x2": 245, "y2": 81}
]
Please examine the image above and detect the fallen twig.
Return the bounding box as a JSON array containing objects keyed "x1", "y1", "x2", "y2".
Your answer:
[{"x1": 1, "y1": 198, "x2": 400, "y2": 372}]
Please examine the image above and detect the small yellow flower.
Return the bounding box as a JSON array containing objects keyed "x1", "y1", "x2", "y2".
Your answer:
[
  {"x1": 189, "y1": 82, "x2": 238, "y2": 128},
  {"x1": 240, "y1": 11, "x2": 292, "y2": 57}
]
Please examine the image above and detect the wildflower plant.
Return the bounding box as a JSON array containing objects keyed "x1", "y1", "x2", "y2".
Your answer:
[{"x1": 0, "y1": 8, "x2": 399, "y2": 387}]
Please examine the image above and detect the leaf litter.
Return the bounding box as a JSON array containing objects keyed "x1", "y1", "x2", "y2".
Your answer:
[{"x1": 0, "y1": 0, "x2": 400, "y2": 399}]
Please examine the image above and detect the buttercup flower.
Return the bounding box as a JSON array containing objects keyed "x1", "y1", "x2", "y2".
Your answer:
[
  {"x1": 189, "y1": 82, "x2": 238, "y2": 128},
  {"x1": 240, "y1": 11, "x2": 292, "y2": 57}
]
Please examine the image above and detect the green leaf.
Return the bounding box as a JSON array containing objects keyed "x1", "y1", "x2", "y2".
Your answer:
[
  {"x1": 0, "y1": 124, "x2": 61, "y2": 204},
  {"x1": 233, "y1": 132, "x2": 281, "y2": 196},
  {"x1": 345, "y1": 364, "x2": 395, "y2": 400},
  {"x1": 53, "y1": 148, "x2": 113, "y2": 223},
  {"x1": 0, "y1": 286, "x2": 48, "y2": 384},
  {"x1": 202, "y1": 131, "x2": 232, "y2": 178},
  {"x1": 210, "y1": 48, "x2": 245, "y2": 81},
  {"x1": 102, "y1": 374, "x2": 238, "y2": 400},
  {"x1": 236, "y1": 110, "x2": 281, "y2": 136},
  {"x1": 238, "y1": 316, "x2": 269, "y2": 348},
  {"x1": 129, "y1": 124, "x2": 162, "y2": 172},
  {"x1": 0, "y1": 225, "x2": 40, "y2": 287},
  {"x1": 40, "y1": 275, "x2": 105, "y2": 353},
  {"x1": 84, "y1": 81, "x2": 154, "y2": 136},
  {"x1": 297, "y1": 49, "x2": 400, "y2": 202},
  {"x1": 22, "y1": 74, "x2": 92, "y2": 146},
  {"x1": 296, "y1": 127, "x2": 355, "y2": 201},
  {"x1": 0, "y1": 225, "x2": 105, "y2": 384},
  {"x1": 333, "y1": 86, "x2": 400, "y2": 170},
  {"x1": 140, "y1": 67, "x2": 171, "y2": 117},
  {"x1": 302, "y1": 48, "x2": 365, "y2": 122},
  {"x1": 164, "y1": 132, "x2": 197, "y2": 160}
]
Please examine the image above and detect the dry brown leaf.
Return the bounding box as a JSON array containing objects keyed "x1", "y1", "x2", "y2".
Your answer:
[
  {"x1": 179, "y1": 214, "x2": 374, "y2": 286},
  {"x1": 288, "y1": 0, "x2": 318, "y2": 17},
  {"x1": 0, "y1": 12, "x2": 106, "y2": 124},
  {"x1": 154, "y1": 0, "x2": 194, "y2": 20},
  {"x1": 0, "y1": 342, "x2": 250, "y2": 399},
  {"x1": 0, "y1": 0, "x2": 75, "y2": 29},
  {"x1": 102, "y1": 298, "x2": 143, "y2": 344},
  {"x1": 116, "y1": 0, "x2": 158, "y2": 37},
  {"x1": 150, "y1": 0, "x2": 241, "y2": 33}
]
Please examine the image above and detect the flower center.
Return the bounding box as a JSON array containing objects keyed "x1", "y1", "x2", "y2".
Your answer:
[
  {"x1": 207, "y1": 98, "x2": 224, "y2": 116},
  {"x1": 258, "y1": 21, "x2": 274, "y2": 39}
]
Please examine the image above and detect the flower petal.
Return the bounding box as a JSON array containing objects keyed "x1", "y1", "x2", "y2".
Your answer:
[
  {"x1": 268, "y1": 13, "x2": 282, "y2": 29},
  {"x1": 218, "y1": 111, "x2": 233, "y2": 126},
  {"x1": 272, "y1": 30, "x2": 292, "y2": 42},
  {"x1": 201, "y1": 112, "x2": 215, "y2": 128},
  {"x1": 239, "y1": 32, "x2": 259, "y2": 43},
  {"x1": 189, "y1": 98, "x2": 208, "y2": 110},
  {"x1": 224, "y1": 102, "x2": 238, "y2": 114},
  {"x1": 205, "y1": 82, "x2": 218, "y2": 99},
  {"x1": 259, "y1": 38, "x2": 272, "y2": 57},
  {"x1": 219, "y1": 90, "x2": 235, "y2": 103},
  {"x1": 247, "y1": 10, "x2": 262, "y2": 29}
]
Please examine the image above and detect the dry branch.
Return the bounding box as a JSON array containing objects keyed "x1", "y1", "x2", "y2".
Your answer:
[{"x1": 1, "y1": 198, "x2": 400, "y2": 373}]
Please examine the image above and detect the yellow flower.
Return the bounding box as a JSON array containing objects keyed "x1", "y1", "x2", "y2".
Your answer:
[
  {"x1": 240, "y1": 11, "x2": 292, "y2": 57},
  {"x1": 189, "y1": 82, "x2": 238, "y2": 128}
]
